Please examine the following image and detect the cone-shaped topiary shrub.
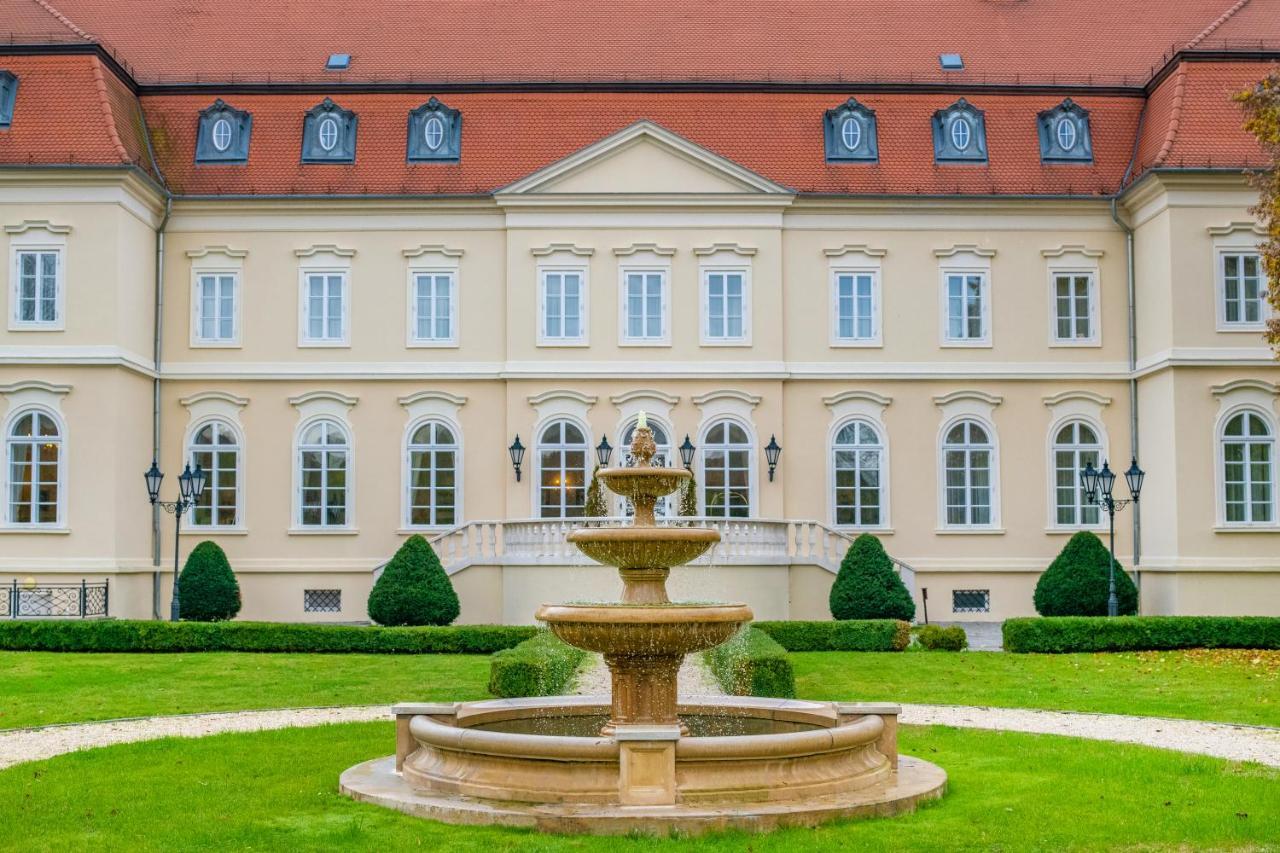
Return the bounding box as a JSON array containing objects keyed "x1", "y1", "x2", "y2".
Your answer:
[
  {"x1": 584, "y1": 466, "x2": 609, "y2": 517},
  {"x1": 177, "y1": 540, "x2": 241, "y2": 622},
  {"x1": 368, "y1": 534, "x2": 461, "y2": 626},
  {"x1": 829, "y1": 533, "x2": 915, "y2": 621},
  {"x1": 1034, "y1": 530, "x2": 1138, "y2": 616},
  {"x1": 680, "y1": 475, "x2": 698, "y2": 516}
]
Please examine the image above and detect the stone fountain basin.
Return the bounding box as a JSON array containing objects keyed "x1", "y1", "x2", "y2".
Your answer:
[
  {"x1": 567, "y1": 526, "x2": 719, "y2": 569},
  {"x1": 595, "y1": 466, "x2": 692, "y2": 502},
  {"x1": 536, "y1": 603, "x2": 752, "y2": 655}
]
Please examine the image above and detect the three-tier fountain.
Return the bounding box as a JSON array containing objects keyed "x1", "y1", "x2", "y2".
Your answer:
[{"x1": 342, "y1": 415, "x2": 945, "y2": 835}]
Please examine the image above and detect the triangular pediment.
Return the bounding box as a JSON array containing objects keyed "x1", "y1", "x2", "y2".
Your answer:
[{"x1": 497, "y1": 121, "x2": 792, "y2": 197}]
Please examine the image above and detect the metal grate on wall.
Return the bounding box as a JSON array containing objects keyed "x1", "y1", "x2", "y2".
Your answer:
[
  {"x1": 303, "y1": 589, "x2": 342, "y2": 613},
  {"x1": 951, "y1": 589, "x2": 990, "y2": 613}
]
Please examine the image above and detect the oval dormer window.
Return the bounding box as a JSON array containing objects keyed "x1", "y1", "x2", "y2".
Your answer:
[
  {"x1": 211, "y1": 118, "x2": 233, "y2": 152},
  {"x1": 950, "y1": 117, "x2": 971, "y2": 151},
  {"x1": 1055, "y1": 117, "x2": 1077, "y2": 151},
  {"x1": 841, "y1": 117, "x2": 861, "y2": 151},
  {"x1": 424, "y1": 115, "x2": 445, "y2": 151},
  {"x1": 318, "y1": 116, "x2": 339, "y2": 152}
]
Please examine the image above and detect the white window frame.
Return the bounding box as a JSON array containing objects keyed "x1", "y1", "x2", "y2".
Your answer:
[
  {"x1": 830, "y1": 418, "x2": 889, "y2": 529},
  {"x1": 298, "y1": 267, "x2": 350, "y2": 347},
  {"x1": 700, "y1": 264, "x2": 752, "y2": 346},
  {"x1": 1216, "y1": 406, "x2": 1278, "y2": 528},
  {"x1": 2, "y1": 404, "x2": 66, "y2": 528},
  {"x1": 1215, "y1": 249, "x2": 1269, "y2": 332},
  {"x1": 618, "y1": 264, "x2": 671, "y2": 346},
  {"x1": 293, "y1": 416, "x2": 354, "y2": 530},
  {"x1": 1046, "y1": 418, "x2": 1107, "y2": 531},
  {"x1": 533, "y1": 417, "x2": 591, "y2": 519},
  {"x1": 537, "y1": 265, "x2": 590, "y2": 347},
  {"x1": 1047, "y1": 268, "x2": 1100, "y2": 347},
  {"x1": 699, "y1": 416, "x2": 756, "y2": 518},
  {"x1": 403, "y1": 417, "x2": 462, "y2": 529},
  {"x1": 186, "y1": 418, "x2": 244, "y2": 530},
  {"x1": 939, "y1": 267, "x2": 991, "y2": 347},
  {"x1": 406, "y1": 267, "x2": 459, "y2": 347},
  {"x1": 190, "y1": 268, "x2": 241, "y2": 347},
  {"x1": 9, "y1": 244, "x2": 65, "y2": 332},
  {"x1": 830, "y1": 266, "x2": 882, "y2": 347},
  {"x1": 938, "y1": 415, "x2": 1001, "y2": 530}
]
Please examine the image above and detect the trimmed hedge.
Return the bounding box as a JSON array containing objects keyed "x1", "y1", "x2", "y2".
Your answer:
[
  {"x1": 829, "y1": 533, "x2": 916, "y2": 621},
  {"x1": 177, "y1": 541, "x2": 241, "y2": 622},
  {"x1": 367, "y1": 535, "x2": 460, "y2": 627},
  {"x1": 704, "y1": 627, "x2": 795, "y2": 698},
  {"x1": 0, "y1": 619, "x2": 536, "y2": 654},
  {"x1": 915, "y1": 624, "x2": 968, "y2": 651},
  {"x1": 488, "y1": 631, "x2": 588, "y2": 698},
  {"x1": 753, "y1": 619, "x2": 911, "y2": 652},
  {"x1": 1004, "y1": 616, "x2": 1280, "y2": 654},
  {"x1": 1034, "y1": 531, "x2": 1138, "y2": 617}
]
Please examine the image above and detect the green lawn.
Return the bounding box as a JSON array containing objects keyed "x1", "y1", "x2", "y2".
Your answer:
[
  {"x1": 793, "y1": 648, "x2": 1280, "y2": 727},
  {"x1": 0, "y1": 652, "x2": 491, "y2": 730},
  {"x1": 0, "y1": 722, "x2": 1275, "y2": 851}
]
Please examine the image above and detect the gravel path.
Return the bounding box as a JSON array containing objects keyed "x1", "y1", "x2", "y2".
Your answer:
[{"x1": 2, "y1": 700, "x2": 1276, "y2": 771}]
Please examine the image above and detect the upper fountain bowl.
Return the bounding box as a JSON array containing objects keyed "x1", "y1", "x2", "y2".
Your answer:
[
  {"x1": 595, "y1": 466, "x2": 690, "y2": 507},
  {"x1": 567, "y1": 526, "x2": 719, "y2": 570}
]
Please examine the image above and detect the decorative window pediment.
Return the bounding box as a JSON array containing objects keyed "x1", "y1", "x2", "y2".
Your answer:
[
  {"x1": 0, "y1": 71, "x2": 17, "y2": 129},
  {"x1": 824, "y1": 98, "x2": 878, "y2": 162},
  {"x1": 302, "y1": 98, "x2": 357, "y2": 163},
  {"x1": 407, "y1": 97, "x2": 461, "y2": 162},
  {"x1": 1037, "y1": 99, "x2": 1093, "y2": 163},
  {"x1": 932, "y1": 98, "x2": 987, "y2": 163},
  {"x1": 196, "y1": 99, "x2": 251, "y2": 164}
]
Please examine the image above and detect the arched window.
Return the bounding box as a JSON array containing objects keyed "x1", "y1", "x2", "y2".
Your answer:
[
  {"x1": 298, "y1": 419, "x2": 350, "y2": 527},
  {"x1": 1222, "y1": 411, "x2": 1274, "y2": 524},
  {"x1": 6, "y1": 410, "x2": 60, "y2": 525},
  {"x1": 407, "y1": 420, "x2": 458, "y2": 527},
  {"x1": 942, "y1": 419, "x2": 994, "y2": 526},
  {"x1": 620, "y1": 418, "x2": 672, "y2": 518},
  {"x1": 702, "y1": 420, "x2": 752, "y2": 518},
  {"x1": 1052, "y1": 421, "x2": 1101, "y2": 527},
  {"x1": 189, "y1": 420, "x2": 240, "y2": 527},
  {"x1": 833, "y1": 420, "x2": 883, "y2": 527},
  {"x1": 538, "y1": 420, "x2": 588, "y2": 518}
]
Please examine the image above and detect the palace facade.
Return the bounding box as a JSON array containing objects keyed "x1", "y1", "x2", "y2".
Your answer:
[{"x1": 1, "y1": 0, "x2": 1278, "y2": 623}]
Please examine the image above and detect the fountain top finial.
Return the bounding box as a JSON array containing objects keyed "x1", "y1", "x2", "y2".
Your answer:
[{"x1": 630, "y1": 413, "x2": 657, "y2": 467}]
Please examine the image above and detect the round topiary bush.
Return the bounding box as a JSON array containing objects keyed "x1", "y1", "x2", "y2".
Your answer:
[
  {"x1": 177, "y1": 540, "x2": 241, "y2": 622},
  {"x1": 829, "y1": 533, "x2": 915, "y2": 621},
  {"x1": 368, "y1": 534, "x2": 460, "y2": 626},
  {"x1": 1034, "y1": 530, "x2": 1138, "y2": 616}
]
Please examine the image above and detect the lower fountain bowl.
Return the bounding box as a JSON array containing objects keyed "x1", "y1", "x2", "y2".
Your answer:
[
  {"x1": 340, "y1": 696, "x2": 947, "y2": 836},
  {"x1": 535, "y1": 602, "x2": 752, "y2": 656}
]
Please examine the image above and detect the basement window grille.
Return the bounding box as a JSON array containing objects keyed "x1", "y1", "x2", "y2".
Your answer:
[
  {"x1": 952, "y1": 589, "x2": 990, "y2": 613},
  {"x1": 304, "y1": 589, "x2": 342, "y2": 613}
]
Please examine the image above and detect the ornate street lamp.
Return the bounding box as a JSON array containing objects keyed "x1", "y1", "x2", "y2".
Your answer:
[
  {"x1": 764, "y1": 435, "x2": 782, "y2": 482},
  {"x1": 508, "y1": 435, "x2": 526, "y2": 482},
  {"x1": 595, "y1": 435, "x2": 613, "y2": 468},
  {"x1": 1080, "y1": 457, "x2": 1145, "y2": 617},
  {"x1": 678, "y1": 434, "x2": 696, "y2": 470},
  {"x1": 143, "y1": 460, "x2": 208, "y2": 621}
]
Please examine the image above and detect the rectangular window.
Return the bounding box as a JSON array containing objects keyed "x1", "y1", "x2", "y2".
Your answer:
[
  {"x1": 13, "y1": 250, "x2": 59, "y2": 327},
  {"x1": 833, "y1": 271, "x2": 877, "y2": 342},
  {"x1": 622, "y1": 270, "x2": 666, "y2": 342},
  {"x1": 704, "y1": 270, "x2": 747, "y2": 342},
  {"x1": 944, "y1": 272, "x2": 987, "y2": 343},
  {"x1": 1222, "y1": 253, "x2": 1265, "y2": 327},
  {"x1": 411, "y1": 271, "x2": 455, "y2": 343},
  {"x1": 303, "y1": 589, "x2": 342, "y2": 613},
  {"x1": 302, "y1": 271, "x2": 347, "y2": 344},
  {"x1": 952, "y1": 589, "x2": 990, "y2": 613},
  {"x1": 1052, "y1": 273, "x2": 1095, "y2": 343},
  {"x1": 541, "y1": 270, "x2": 585, "y2": 343},
  {"x1": 194, "y1": 273, "x2": 238, "y2": 343}
]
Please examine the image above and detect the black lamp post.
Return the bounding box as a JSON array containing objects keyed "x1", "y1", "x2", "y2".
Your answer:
[
  {"x1": 1080, "y1": 457, "x2": 1144, "y2": 617},
  {"x1": 595, "y1": 435, "x2": 613, "y2": 468},
  {"x1": 144, "y1": 460, "x2": 207, "y2": 622},
  {"x1": 678, "y1": 435, "x2": 696, "y2": 470},
  {"x1": 508, "y1": 435, "x2": 526, "y2": 482},
  {"x1": 764, "y1": 435, "x2": 782, "y2": 482}
]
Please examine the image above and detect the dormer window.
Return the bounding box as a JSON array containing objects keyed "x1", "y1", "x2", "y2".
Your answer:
[
  {"x1": 933, "y1": 98, "x2": 987, "y2": 163},
  {"x1": 0, "y1": 71, "x2": 18, "y2": 129},
  {"x1": 824, "y1": 98, "x2": 878, "y2": 162},
  {"x1": 301, "y1": 98, "x2": 356, "y2": 163},
  {"x1": 1037, "y1": 99, "x2": 1093, "y2": 163},
  {"x1": 407, "y1": 97, "x2": 461, "y2": 162},
  {"x1": 196, "y1": 99, "x2": 251, "y2": 164}
]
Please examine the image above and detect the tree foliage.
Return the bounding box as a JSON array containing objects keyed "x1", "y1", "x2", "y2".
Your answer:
[
  {"x1": 828, "y1": 533, "x2": 915, "y2": 621},
  {"x1": 1237, "y1": 70, "x2": 1280, "y2": 353},
  {"x1": 1034, "y1": 531, "x2": 1138, "y2": 617},
  {"x1": 584, "y1": 465, "x2": 609, "y2": 517},
  {"x1": 367, "y1": 535, "x2": 460, "y2": 626},
  {"x1": 177, "y1": 540, "x2": 241, "y2": 622},
  {"x1": 679, "y1": 474, "x2": 699, "y2": 516}
]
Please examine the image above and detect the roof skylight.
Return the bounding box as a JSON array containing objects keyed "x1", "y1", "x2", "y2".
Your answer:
[
  {"x1": 939, "y1": 54, "x2": 964, "y2": 71},
  {"x1": 325, "y1": 54, "x2": 351, "y2": 71}
]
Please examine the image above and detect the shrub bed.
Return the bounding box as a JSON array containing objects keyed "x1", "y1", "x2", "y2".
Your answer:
[
  {"x1": 753, "y1": 619, "x2": 911, "y2": 652},
  {"x1": 0, "y1": 619, "x2": 536, "y2": 654},
  {"x1": 914, "y1": 624, "x2": 968, "y2": 651},
  {"x1": 1004, "y1": 616, "x2": 1280, "y2": 653},
  {"x1": 703, "y1": 627, "x2": 796, "y2": 698},
  {"x1": 488, "y1": 631, "x2": 588, "y2": 698}
]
